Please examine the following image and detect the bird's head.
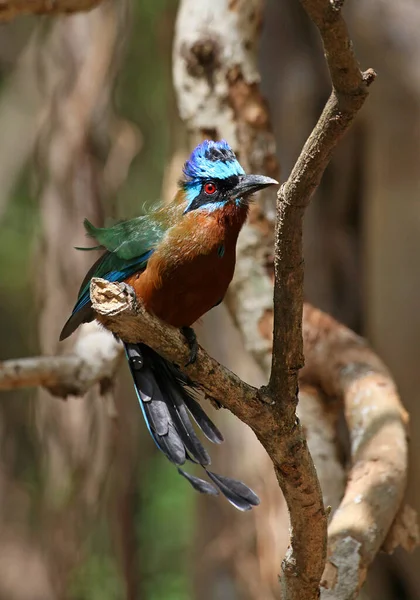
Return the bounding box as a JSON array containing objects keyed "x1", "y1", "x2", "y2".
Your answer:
[{"x1": 180, "y1": 140, "x2": 278, "y2": 213}]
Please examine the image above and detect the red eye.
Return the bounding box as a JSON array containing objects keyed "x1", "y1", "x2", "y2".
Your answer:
[{"x1": 204, "y1": 182, "x2": 217, "y2": 195}]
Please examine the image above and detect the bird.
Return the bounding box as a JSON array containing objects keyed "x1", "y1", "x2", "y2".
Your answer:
[{"x1": 60, "y1": 139, "x2": 278, "y2": 510}]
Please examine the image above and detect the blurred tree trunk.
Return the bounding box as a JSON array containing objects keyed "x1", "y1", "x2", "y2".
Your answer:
[{"x1": 32, "y1": 2, "x2": 139, "y2": 596}]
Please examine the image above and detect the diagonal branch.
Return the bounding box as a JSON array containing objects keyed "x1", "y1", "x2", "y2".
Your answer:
[
  {"x1": 90, "y1": 279, "x2": 331, "y2": 591},
  {"x1": 270, "y1": 0, "x2": 376, "y2": 394},
  {"x1": 90, "y1": 279, "x2": 262, "y2": 411}
]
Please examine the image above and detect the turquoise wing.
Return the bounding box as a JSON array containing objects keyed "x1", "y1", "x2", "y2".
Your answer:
[{"x1": 60, "y1": 215, "x2": 165, "y2": 340}]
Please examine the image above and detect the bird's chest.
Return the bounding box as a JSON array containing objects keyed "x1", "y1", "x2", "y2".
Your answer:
[{"x1": 132, "y1": 210, "x2": 243, "y2": 327}]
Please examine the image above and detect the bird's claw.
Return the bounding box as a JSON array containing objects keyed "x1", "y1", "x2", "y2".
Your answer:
[
  {"x1": 119, "y1": 282, "x2": 136, "y2": 299},
  {"x1": 181, "y1": 326, "x2": 198, "y2": 366}
]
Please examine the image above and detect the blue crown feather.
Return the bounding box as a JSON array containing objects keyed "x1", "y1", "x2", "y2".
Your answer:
[{"x1": 183, "y1": 140, "x2": 245, "y2": 183}]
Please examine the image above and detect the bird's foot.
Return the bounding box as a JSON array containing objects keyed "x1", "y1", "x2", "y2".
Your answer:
[
  {"x1": 181, "y1": 326, "x2": 198, "y2": 366},
  {"x1": 119, "y1": 282, "x2": 136, "y2": 300}
]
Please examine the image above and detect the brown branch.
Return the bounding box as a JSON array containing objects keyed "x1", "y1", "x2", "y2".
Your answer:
[
  {"x1": 0, "y1": 323, "x2": 122, "y2": 396},
  {"x1": 0, "y1": 0, "x2": 102, "y2": 21},
  {"x1": 301, "y1": 305, "x2": 413, "y2": 597},
  {"x1": 265, "y1": 2, "x2": 375, "y2": 597},
  {"x1": 270, "y1": 0, "x2": 376, "y2": 392},
  {"x1": 90, "y1": 279, "x2": 261, "y2": 412},
  {"x1": 90, "y1": 279, "x2": 332, "y2": 595},
  {"x1": 2, "y1": 273, "x2": 410, "y2": 599},
  {"x1": 90, "y1": 273, "x2": 413, "y2": 600}
]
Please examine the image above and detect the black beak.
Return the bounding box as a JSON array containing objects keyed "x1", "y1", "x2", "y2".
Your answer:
[{"x1": 229, "y1": 174, "x2": 278, "y2": 200}]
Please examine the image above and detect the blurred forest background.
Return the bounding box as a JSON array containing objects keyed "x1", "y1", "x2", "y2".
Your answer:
[{"x1": 0, "y1": 0, "x2": 419, "y2": 599}]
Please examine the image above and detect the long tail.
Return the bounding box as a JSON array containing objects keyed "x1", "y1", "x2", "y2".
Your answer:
[{"x1": 124, "y1": 343, "x2": 260, "y2": 511}]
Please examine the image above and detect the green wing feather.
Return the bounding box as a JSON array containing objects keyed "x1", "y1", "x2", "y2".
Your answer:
[
  {"x1": 83, "y1": 216, "x2": 166, "y2": 260},
  {"x1": 76, "y1": 214, "x2": 168, "y2": 296},
  {"x1": 59, "y1": 213, "x2": 169, "y2": 341}
]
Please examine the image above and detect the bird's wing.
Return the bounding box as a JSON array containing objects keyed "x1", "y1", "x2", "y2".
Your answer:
[
  {"x1": 82, "y1": 216, "x2": 165, "y2": 259},
  {"x1": 77, "y1": 216, "x2": 167, "y2": 303},
  {"x1": 59, "y1": 215, "x2": 166, "y2": 340}
]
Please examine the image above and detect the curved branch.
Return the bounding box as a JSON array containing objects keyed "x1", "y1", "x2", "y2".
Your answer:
[{"x1": 301, "y1": 304, "x2": 412, "y2": 598}]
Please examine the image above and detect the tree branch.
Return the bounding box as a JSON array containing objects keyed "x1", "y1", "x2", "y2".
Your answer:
[
  {"x1": 173, "y1": 5, "x2": 327, "y2": 592},
  {"x1": 270, "y1": 0, "x2": 376, "y2": 393},
  {"x1": 90, "y1": 278, "x2": 330, "y2": 600},
  {"x1": 267, "y1": 2, "x2": 375, "y2": 596},
  {"x1": 90, "y1": 279, "x2": 262, "y2": 411},
  {"x1": 0, "y1": 0, "x2": 102, "y2": 21},
  {"x1": 0, "y1": 323, "x2": 122, "y2": 396},
  {"x1": 302, "y1": 305, "x2": 414, "y2": 598}
]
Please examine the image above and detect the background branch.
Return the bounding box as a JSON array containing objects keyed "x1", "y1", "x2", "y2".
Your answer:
[
  {"x1": 0, "y1": 0, "x2": 102, "y2": 21},
  {"x1": 302, "y1": 305, "x2": 414, "y2": 597},
  {"x1": 0, "y1": 323, "x2": 121, "y2": 396}
]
